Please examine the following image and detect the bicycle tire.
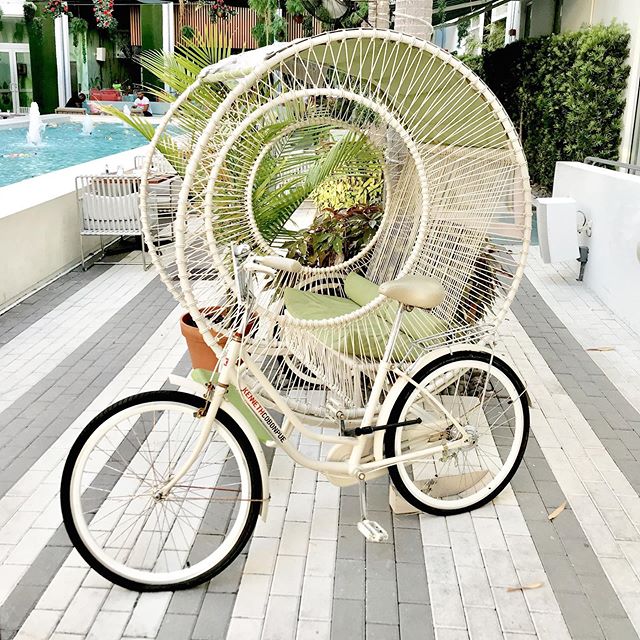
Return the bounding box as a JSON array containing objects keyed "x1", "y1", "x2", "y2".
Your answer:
[{"x1": 60, "y1": 390, "x2": 263, "y2": 591}]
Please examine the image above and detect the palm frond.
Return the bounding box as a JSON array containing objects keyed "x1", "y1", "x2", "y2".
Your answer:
[{"x1": 254, "y1": 129, "x2": 381, "y2": 242}]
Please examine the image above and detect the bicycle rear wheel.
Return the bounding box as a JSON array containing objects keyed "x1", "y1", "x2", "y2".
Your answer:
[
  {"x1": 384, "y1": 351, "x2": 529, "y2": 516},
  {"x1": 61, "y1": 390, "x2": 262, "y2": 591}
]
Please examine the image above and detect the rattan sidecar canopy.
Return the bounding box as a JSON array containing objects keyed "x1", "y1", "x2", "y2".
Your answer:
[{"x1": 141, "y1": 29, "x2": 531, "y2": 407}]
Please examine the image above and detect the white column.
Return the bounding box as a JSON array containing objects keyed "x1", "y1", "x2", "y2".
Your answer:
[
  {"x1": 506, "y1": 0, "x2": 521, "y2": 42},
  {"x1": 162, "y1": 2, "x2": 175, "y2": 54},
  {"x1": 54, "y1": 14, "x2": 72, "y2": 107},
  {"x1": 161, "y1": 1, "x2": 175, "y2": 95},
  {"x1": 621, "y1": 14, "x2": 640, "y2": 163}
]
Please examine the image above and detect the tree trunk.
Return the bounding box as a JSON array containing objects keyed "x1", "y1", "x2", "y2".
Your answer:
[
  {"x1": 370, "y1": 0, "x2": 390, "y2": 29},
  {"x1": 393, "y1": 0, "x2": 433, "y2": 39}
]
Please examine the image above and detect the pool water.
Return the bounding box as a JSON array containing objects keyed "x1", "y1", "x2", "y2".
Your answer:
[{"x1": 0, "y1": 122, "x2": 147, "y2": 187}]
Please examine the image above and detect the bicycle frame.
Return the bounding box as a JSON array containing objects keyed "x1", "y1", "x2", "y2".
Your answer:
[{"x1": 159, "y1": 262, "x2": 476, "y2": 496}]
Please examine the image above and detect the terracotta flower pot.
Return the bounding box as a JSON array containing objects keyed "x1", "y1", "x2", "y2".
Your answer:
[
  {"x1": 180, "y1": 307, "x2": 228, "y2": 371},
  {"x1": 180, "y1": 307, "x2": 256, "y2": 372}
]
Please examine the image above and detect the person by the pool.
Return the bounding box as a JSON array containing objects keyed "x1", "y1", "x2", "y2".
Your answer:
[
  {"x1": 65, "y1": 92, "x2": 86, "y2": 108},
  {"x1": 133, "y1": 91, "x2": 152, "y2": 117}
]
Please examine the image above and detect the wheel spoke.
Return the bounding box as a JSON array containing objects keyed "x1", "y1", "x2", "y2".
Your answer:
[{"x1": 390, "y1": 355, "x2": 528, "y2": 511}]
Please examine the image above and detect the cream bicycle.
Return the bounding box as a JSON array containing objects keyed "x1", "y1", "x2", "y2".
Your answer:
[
  {"x1": 61, "y1": 30, "x2": 532, "y2": 591},
  {"x1": 61, "y1": 245, "x2": 529, "y2": 591}
]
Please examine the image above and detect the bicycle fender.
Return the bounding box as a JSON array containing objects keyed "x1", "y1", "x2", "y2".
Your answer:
[
  {"x1": 220, "y1": 399, "x2": 271, "y2": 521},
  {"x1": 373, "y1": 344, "x2": 513, "y2": 461}
]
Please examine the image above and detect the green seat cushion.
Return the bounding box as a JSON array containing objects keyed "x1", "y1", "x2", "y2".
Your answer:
[
  {"x1": 401, "y1": 309, "x2": 449, "y2": 343},
  {"x1": 283, "y1": 287, "x2": 411, "y2": 359},
  {"x1": 284, "y1": 273, "x2": 449, "y2": 359},
  {"x1": 283, "y1": 288, "x2": 360, "y2": 320},
  {"x1": 344, "y1": 271, "x2": 379, "y2": 307},
  {"x1": 344, "y1": 272, "x2": 449, "y2": 343}
]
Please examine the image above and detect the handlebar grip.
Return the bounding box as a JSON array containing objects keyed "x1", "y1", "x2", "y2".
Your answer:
[{"x1": 256, "y1": 255, "x2": 302, "y2": 273}]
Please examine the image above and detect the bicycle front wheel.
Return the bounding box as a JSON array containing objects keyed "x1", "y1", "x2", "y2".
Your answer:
[
  {"x1": 384, "y1": 351, "x2": 529, "y2": 516},
  {"x1": 61, "y1": 390, "x2": 262, "y2": 591}
]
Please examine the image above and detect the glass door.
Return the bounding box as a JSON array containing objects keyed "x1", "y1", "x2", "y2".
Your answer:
[
  {"x1": 0, "y1": 45, "x2": 31, "y2": 113},
  {"x1": 0, "y1": 50, "x2": 13, "y2": 113},
  {"x1": 15, "y1": 50, "x2": 33, "y2": 111}
]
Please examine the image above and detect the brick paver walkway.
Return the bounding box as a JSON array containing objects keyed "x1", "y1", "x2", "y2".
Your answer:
[{"x1": 1, "y1": 247, "x2": 640, "y2": 639}]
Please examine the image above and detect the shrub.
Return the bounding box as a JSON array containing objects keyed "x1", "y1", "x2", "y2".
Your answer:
[
  {"x1": 312, "y1": 165, "x2": 383, "y2": 212},
  {"x1": 471, "y1": 24, "x2": 630, "y2": 191}
]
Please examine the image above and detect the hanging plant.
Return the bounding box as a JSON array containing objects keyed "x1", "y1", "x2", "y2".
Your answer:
[
  {"x1": 23, "y1": 1, "x2": 37, "y2": 22},
  {"x1": 106, "y1": 16, "x2": 119, "y2": 40},
  {"x1": 70, "y1": 16, "x2": 88, "y2": 62},
  {"x1": 285, "y1": 0, "x2": 304, "y2": 20},
  {"x1": 181, "y1": 24, "x2": 196, "y2": 40},
  {"x1": 206, "y1": 0, "x2": 237, "y2": 22},
  {"x1": 45, "y1": 0, "x2": 71, "y2": 19},
  {"x1": 301, "y1": 0, "x2": 365, "y2": 28},
  {"x1": 92, "y1": 0, "x2": 115, "y2": 30},
  {"x1": 284, "y1": 205, "x2": 383, "y2": 268},
  {"x1": 30, "y1": 15, "x2": 44, "y2": 41}
]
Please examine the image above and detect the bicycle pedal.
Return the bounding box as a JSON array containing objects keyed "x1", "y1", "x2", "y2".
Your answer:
[{"x1": 357, "y1": 519, "x2": 389, "y2": 542}]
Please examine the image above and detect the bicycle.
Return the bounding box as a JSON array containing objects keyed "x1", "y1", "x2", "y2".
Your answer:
[{"x1": 61, "y1": 245, "x2": 529, "y2": 592}]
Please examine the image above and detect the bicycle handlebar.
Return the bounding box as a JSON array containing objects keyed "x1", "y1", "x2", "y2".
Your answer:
[{"x1": 252, "y1": 255, "x2": 302, "y2": 273}]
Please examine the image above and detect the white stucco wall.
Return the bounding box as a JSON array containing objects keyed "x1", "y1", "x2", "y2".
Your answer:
[
  {"x1": 552, "y1": 161, "x2": 640, "y2": 334},
  {"x1": 0, "y1": 0, "x2": 24, "y2": 17},
  {"x1": 0, "y1": 145, "x2": 145, "y2": 309}
]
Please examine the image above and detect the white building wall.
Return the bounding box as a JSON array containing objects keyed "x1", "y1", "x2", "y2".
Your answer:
[
  {"x1": 528, "y1": 0, "x2": 555, "y2": 36},
  {"x1": 434, "y1": 24, "x2": 457, "y2": 51},
  {"x1": 0, "y1": 0, "x2": 24, "y2": 17},
  {"x1": 54, "y1": 15, "x2": 72, "y2": 107},
  {"x1": 162, "y1": 2, "x2": 175, "y2": 54},
  {"x1": 491, "y1": 4, "x2": 508, "y2": 21}
]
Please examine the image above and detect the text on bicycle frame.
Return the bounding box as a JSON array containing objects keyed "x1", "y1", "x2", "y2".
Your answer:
[{"x1": 241, "y1": 386, "x2": 287, "y2": 443}]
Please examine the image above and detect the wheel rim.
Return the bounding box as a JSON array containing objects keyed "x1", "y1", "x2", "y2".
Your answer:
[
  {"x1": 394, "y1": 359, "x2": 525, "y2": 510},
  {"x1": 69, "y1": 401, "x2": 253, "y2": 586}
]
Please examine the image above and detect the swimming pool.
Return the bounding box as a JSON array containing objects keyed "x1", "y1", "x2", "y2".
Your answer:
[{"x1": 0, "y1": 122, "x2": 146, "y2": 187}]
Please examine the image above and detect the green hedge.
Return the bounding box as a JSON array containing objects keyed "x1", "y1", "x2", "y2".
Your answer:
[{"x1": 464, "y1": 24, "x2": 630, "y2": 191}]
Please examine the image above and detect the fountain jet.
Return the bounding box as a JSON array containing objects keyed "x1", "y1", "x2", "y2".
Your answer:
[
  {"x1": 82, "y1": 113, "x2": 94, "y2": 135},
  {"x1": 26, "y1": 102, "x2": 44, "y2": 146}
]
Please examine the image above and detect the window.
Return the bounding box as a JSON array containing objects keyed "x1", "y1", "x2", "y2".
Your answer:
[{"x1": 524, "y1": 1, "x2": 532, "y2": 38}]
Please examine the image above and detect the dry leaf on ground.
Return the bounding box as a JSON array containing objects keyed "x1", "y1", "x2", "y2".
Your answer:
[
  {"x1": 586, "y1": 346, "x2": 615, "y2": 352},
  {"x1": 548, "y1": 501, "x2": 567, "y2": 521},
  {"x1": 506, "y1": 582, "x2": 544, "y2": 592}
]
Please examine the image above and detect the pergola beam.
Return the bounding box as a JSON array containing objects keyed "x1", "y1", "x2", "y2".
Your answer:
[{"x1": 438, "y1": 0, "x2": 500, "y2": 13}]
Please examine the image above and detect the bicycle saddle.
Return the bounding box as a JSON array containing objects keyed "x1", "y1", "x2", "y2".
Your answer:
[{"x1": 379, "y1": 275, "x2": 445, "y2": 310}]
